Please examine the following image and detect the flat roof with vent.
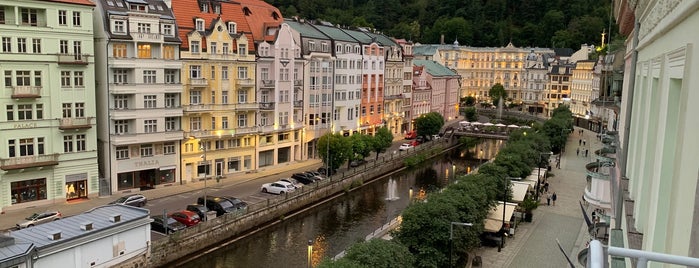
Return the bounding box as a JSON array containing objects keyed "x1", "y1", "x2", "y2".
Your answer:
[{"x1": 8, "y1": 205, "x2": 149, "y2": 249}]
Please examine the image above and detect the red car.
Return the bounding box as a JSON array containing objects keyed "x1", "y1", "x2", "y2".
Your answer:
[
  {"x1": 169, "y1": 210, "x2": 201, "y2": 227},
  {"x1": 405, "y1": 130, "x2": 417, "y2": 139}
]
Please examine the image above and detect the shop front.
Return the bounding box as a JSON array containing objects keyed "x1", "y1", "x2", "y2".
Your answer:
[
  {"x1": 65, "y1": 173, "x2": 88, "y2": 200},
  {"x1": 11, "y1": 178, "x2": 47, "y2": 205},
  {"x1": 113, "y1": 156, "x2": 178, "y2": 192}
]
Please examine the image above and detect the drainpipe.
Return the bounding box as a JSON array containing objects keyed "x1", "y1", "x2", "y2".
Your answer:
[{"x1": 615, "y1": 15, "x2": 640, "y2": 231}]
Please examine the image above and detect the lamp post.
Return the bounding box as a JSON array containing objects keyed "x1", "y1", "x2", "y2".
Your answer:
[
  {"x1": 449, "y1": 221, "x2": 473, "y2": 268},
  {"x1": 307, "y1": 239, "x2": 313, "y2": 268},
  {"x1": 535, "y1": 152, "x2": 553, "y2": 200},
  {"x1": 189, "y1": 136, "x2": 207, "y2": 220},
  {"x1": 479, "y1": 149, "x2": 484, "y2": 166},
  {"x1": 561, "y1": 128, "x2": 569, "y2": 152}
]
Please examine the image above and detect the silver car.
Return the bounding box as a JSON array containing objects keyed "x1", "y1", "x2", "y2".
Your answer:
[
  {"x1": 17, "y1": 211, "x2": 62, "y2": 229},
  {"x1": 110, "y1": 194, "x2": 147, "y2": 207}
]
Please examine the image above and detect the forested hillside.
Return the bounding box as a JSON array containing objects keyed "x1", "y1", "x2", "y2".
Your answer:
[{"x1": 265, "y1": 0, "x2": 615, "y2": 48}]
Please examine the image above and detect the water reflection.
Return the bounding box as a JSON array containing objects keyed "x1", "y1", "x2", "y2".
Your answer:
[{"x1": 179, "y1": 140, "x2": 503, "y2": 268}]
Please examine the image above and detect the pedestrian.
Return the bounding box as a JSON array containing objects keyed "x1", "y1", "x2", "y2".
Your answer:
[
  {"x1": 583, "y1": 139, "x2": 586, "y2": 146},
  {"x1": 547, "y1": 192, "x2": 552, "y2": 206},
  {"x1": 579, "y1": 139, "x2": 582, "y2": 146},
  {"x1": 544, "y1": 181, "x2": 549, "y2": 192},
  {"x1": 556, "y1": 160, "x2": 561, "y2": 169},
  {"x1": 552, "y1": 192, "x2": 557, "y2": 206},
  {"x1": 576, "y1": 148, "x2": 580, "y2": 156},
  {"x1": 585, "y1": 149, "x2": 589, "y2": 157}
]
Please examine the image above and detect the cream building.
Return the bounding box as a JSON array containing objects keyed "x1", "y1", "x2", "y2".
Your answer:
[
  {"x1": 1, "y1": 0, "x2": 99, "y2": 210},
  {"x1": 570, "y1": 60, "x2": 596, "y2": 120}
]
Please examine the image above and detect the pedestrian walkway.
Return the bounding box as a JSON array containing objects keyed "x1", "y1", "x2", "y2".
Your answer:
[{"x1": 472, "y1": 127, "x2": 604, "y2": 268}]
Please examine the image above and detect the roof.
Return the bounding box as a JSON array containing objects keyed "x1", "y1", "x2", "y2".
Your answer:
[
  {"x1": 95, "y1": 0, "x2": 180, "y2": 43},
  {"x1": 363, "y1": 31, "x2": 399, "y2": 47},
  {"x1": 413, "y1": 59, "x2": 458, "y2": 77},
  {"x1": 44, "y1": 0, "x2": 95, "y2": 6},
  {"x1": 484, "y1": 202, "x2": 518, "y2": 232},
  {"x1": 284, "y1": 19, "x2": 330, "y2": 40},
  {"x1": 554, "y1": 48, "x2": 575, "y2": 57},
  {"x1": 236, "y1": 0, "x2": 283, "y2": 42},
  {"x1": 413, "y1": 45, "x2": 439, "y2": 56},
  {"x1": 511, "y1": 181, "x2": 531, "y2": 203},
  {"x1": 310, "y1": 23, "x2": 357, "y2": 43},
  {"x1": 0, "y1": 235, "x2": 34, "y2": 264},
  {"x1": 340, "y1": 28, "x2": 374, "y2": 44},
  {"x1": 10, "y1": 205, "x2": 149, "y2": 249},
  {"x1": 171, "y1": 0, "x2": 254, "y2": 50}
]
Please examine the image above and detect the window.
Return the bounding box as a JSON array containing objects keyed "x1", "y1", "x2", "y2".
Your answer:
[
  {"x1": 2, "y1": 37, "x2": 10, "y2": 52},
  {"x1": 210, "y1": 66, "x2": 215, "y2": 80},
  {"x1": 238, "y1": 67, "x2": 248, "y2": 79},
  {"x1": 115, "y1": 120, "x2": 128, "y2": 134},
  {"x1": 260, "y1": 68, "x2": 269, "y2": 80},
  {"x1": 143, "y1": 70, "x2": 156, "y2": 84},
  {"x1": 190, "y1": 65, "x2": 201, "y2": 79},
  {"x1": 18, "y1": 104, "x2": 32, "y2": 120},
  {"x1": 72, "y1": 12, "x2": 81, "y2": 26},
  {"x1": 63, "y1": 136, "x2": 74, "y2": 152},
  {"x1": 165, "y1": 93, "x2": 177, "y2": 107},
  {"x1": 190, "y1": 117, "x2": 201, "y2": 130},
  {"x1": 140, "y1": 144, "x2": 153, "y2": 157},
  {"x1": 228, "y1": 22, "x2": 236, "y2": 34},
  {"x1": 59, "y1": 40, "x2": 68, "y2": 54},
  {"x1": 113, "y1": 20, "x2": 125, "y2": 33},
  {"x1": 32, "y1": 39, "x2": 41, "y2": 53},
  {"x1": 237, "y1": 114, "x2": 247, "y2": 127},
  {"x1": 164, "y1": 45, "x2": 175, "y2": 59},
  {"x1": 7, "y1": 139, "x2": 15, "y2": 157},
  {"x1": 238, "y1": 90, "x2": 247, "y2": 103},
  {"x1": 163, "y1": 142, "x2": 175, "y2": 155},
  {"x1": 137, "y1": 23, "x2": 151, "y2": 33},
  {"x1": 190, "y1": 41, "x2": 200, "y2": 53},
  {"x1": 222, "y1": 91, "x2": 228, "y2": 104},
  {"x1": 58, "y1": 10, "x2": 67, "y2": 25},
  {"x1": 211, "y1": 90, "x2": 215, "y2": 103},
  {"x1": 73, "y1": 71, "x2": 84, "y2": 87},
  {"x1": 19, "y1": 138, "x2": 36, "y2": 156},
  {"x1": 113, "y1": 69, "x2": 128, "y2": 84},
  {"x1": 16, "y1": 71, "x2": 30, "y2": 86},
  {"x1": 17, "y1": 38, "x2": 26, "y2": 53},
  {"x1": 222, "y1": 43, "x2": 229, "y2": 54},
  {"x1": 0, "y1": 9, "x2": 4, "y2": 24},
  {"x1": 4, "y1": 70, "x2": 10, "y2": 87},
  {"x1": 144, "y1": 119, "x2": 157, "y2": 133},
  {"x1": 238, "y1": 44, "x2": 247, "y2": 55},
  {"x1": 210, "y1": 42, "x2": 217, "y2": 54},
  {"x1": 113, "y1": 43, "x2": 126, "y2": 58},
  {"x1": 36, "y1": 104, "x2": 43, "y2": 119},
  {"x1": 195, "y1": 19, "x2": 204, "y2": 31},
  {"x1": 222, "y1": 66, "x2": 229, "y2": 80},
  {"x1": 165, "y1": 117, "x2": 176, "y2": 131},
  {"x1": 211, "y1": 117, "x2": 216, "y2": 129},
  {"x1": 21, "y1": 8, "x2": 38, "y2": 26},
  {"x1": 190, "y1": 91, "x2": 201, "y2": 104},
  {"x1": 114, "y1": 95, "x2": 128, "y2": 109},
  {"x1": 162, "y1": 24, "x2": 173, "y2": 36},
  {"x1": 76, "y1": 134, "x2": 86, "y2": 151},
  {"x1": 116, "y1": 146, "x2": 129, "y2": 159},
  {"x1": 222, "y1": 116, "x2": 228, "y2": 129},
  {"x1": 73, "y1": 41, "x2": 82, "y2": 56},
  {"x1": 138, "y1": 44, "x2": 151, "y2": 58},
  {"x1": 62, "y1": 103, "x2": 72, "y2": 118},
  {"x1": 75, "y1": 103, "x2": 85, "y2": 117},
  {"x1": 144, "y1": 95, "x2": 156, "y2": 108},
  {"x1": 165, "y1": 69, "x2": 177, "y2": 84}
]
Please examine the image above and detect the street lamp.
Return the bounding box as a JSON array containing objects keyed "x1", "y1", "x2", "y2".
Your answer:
[
  {"x1": 560, "y1": 128, "x2": 570, "y2": 152},
  {"x1": 535, "y1": 152, "x2": 553, "y2": 200},
  {"x1": 307, "y1": 239, "x2": 313, "y2": 268},
  {"x1": 449, "y1": 221, "x2": 473, "y2": 268},
  {"x1": 189, "y1": 136, "x2": 208, "y2": 220},
  {"x1": 479, "y1": 149, "x2": 484, "y2": 166}
]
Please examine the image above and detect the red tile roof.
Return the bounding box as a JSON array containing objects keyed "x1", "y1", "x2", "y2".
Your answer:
[
  {"x1": 236, "y1": 0, "x2": 283, "y2": 42},
  {"x1": 171, "y1": 0, "x2": 254, "y2": 51},
  {"x1": 43, "y1": 0, "x2": 95, "y2": 6}
]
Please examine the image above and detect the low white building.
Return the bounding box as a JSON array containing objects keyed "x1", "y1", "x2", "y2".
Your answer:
[{"x1": 5, "y1": 205, "x2": 151, "y2": 268}]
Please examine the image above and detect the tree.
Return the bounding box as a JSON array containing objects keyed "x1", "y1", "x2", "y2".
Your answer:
[
  {"x1": 463, "y1": 107, "x2": 478, "y2": 122},
  {"x1": 488, "y1": 83, "x2": 507, "y2": 105},
  {"x1": 347, "y1": 133, "x2": 372, "y2": 168},
  {"x1": 344, "y1": 239, "x2": 415, "y2": 268},
  {"x1": 414, "y1": 112, "x2": 444, "y2": 138},
  {"x1": 372, "y1": 127, "x2": 393, "y2": 160},
  {"x1": 461, "y1": 96, "x2": 476, "y2": 106},
  {"x1": 318, "y1": 133, "x2": 351, "y2": 171}
]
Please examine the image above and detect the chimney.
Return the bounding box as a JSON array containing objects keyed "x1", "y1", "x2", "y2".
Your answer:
[
  {"x1": 109, "y1": 214, "x2": 121, "y2": 223},
  {"x1": 440, "y1": 34, "x2": 445, "y2": 45},
  {"x1": 80, "y1": 222, "x2": 94, "y2": 231},
  {"x1": 48, "y1": 230, "x2": 62, "y2": 241}
]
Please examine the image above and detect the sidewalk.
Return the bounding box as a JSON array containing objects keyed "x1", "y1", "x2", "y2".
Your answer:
[
  {"x1": 0, "y1": 159, "x2": 323, "y2": 232},
  {"x1": 473, "y1": 127, "x2": 603, "y2": 268}
]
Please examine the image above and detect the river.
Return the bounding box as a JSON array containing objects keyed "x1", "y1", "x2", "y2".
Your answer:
[{"x1": 178, "y1": 139, "x2": 504, "y2": 268}]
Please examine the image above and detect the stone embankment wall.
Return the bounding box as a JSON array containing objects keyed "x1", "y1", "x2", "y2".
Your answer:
[{"x1": 150, "y1": 139, "x2": 457, "y2": 267}]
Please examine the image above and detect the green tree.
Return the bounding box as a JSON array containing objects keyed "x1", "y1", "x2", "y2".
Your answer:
[
  {"x1": 347, "y1": 133, "x2": 372, "y2": 168},
  {"x1": 371, "y1": 127, "x2": 393, "y2": 160},
  {"x1": 488, "y1": 83, "x2": 507, "y2": 106},
  {"x1": 344, "y1": 239, "x2": 415, "y2": 268},
  {"x1": 414, "y1": 112, "x2": 444, "y2": 138},
  {"x1": 318, "y1": 133, "x2": 351, "y2": 171},
  {"x1": 461, "y1": 96, "x2": 476, "y2": 106},
  {"x1": 463, "y1": 107, "x2": 478, "y2": 122}
]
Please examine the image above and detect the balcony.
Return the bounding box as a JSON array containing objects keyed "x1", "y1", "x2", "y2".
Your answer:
[
  {"x1": 236, "y1": 78, "x2": 255, "y2": 87},
  {"x1": 236, "y1": 102, "x2": 258, "y2": 110},
  {"x1": 184, "y1": 127, "x2": 257, "y2": 138},
  {"x1": 259, "y1": 102, "x2": 275, "y2": 110},
  {"x1": 58, "y1": 117, "x2": 93, "y2": 130},
  {"x1": 189, "y1": 78, "x2": 208, "y2": 87},
  {"x1": 294, "y1": 80, "x2": 303, "y2": 86},
  {"x1": 12, "y1": 86, "x2": 41, "y2": 99},
  {"x1": 384, "y1": 94, "x2": 403, "y2": 100},
  {"x1": 183, "y1": 104, "x2": 214, "y2": 113},
  {"x1": 261, "y1": 80, "x2": 275, "y2": 88},
  {"x1": 131, "y1": 32, "x2": 163, "y2": 43},
  {"x1": 112, "y1": 130, "x2": 183, "y2": 145},
  {"x1": 0, "y1": 154, "x2": 59, "y2": 171},
  {"x1": 293, "y1": 100, "x2": 303, "y2": 108},
  {"x1": 57, "y1": 54, "x2": 89, "y2": 65}
]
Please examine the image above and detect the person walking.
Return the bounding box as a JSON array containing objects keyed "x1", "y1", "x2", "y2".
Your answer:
[
  {"x1": 546, "y1": 192, "x2": 552, "y2": 206},
  {"x1": 583, "y1": 139, "x2": 586, "y2": 146},
  {"x1": 579, "y1": 139, "x2": 582, "y2": 146},
  {"x1": 552, "y1": 192, "x2": 558, "y2": 206},
  {"x1": 576, "y1": 148, "x2": 580, "y2": 156}
]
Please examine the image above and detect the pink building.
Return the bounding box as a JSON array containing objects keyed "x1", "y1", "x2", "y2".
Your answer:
[{"x1": 412, "y1": 60, "x2": 461, "y2": 124}]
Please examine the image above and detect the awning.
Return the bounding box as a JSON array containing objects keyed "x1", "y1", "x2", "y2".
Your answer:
[
  {"x1": 484, "y1": 202, "x2": 517, "y2": 232},
  {"x1": 511, "y1": 181, "x2": 531, "y2": 203},
  {"x1": 159, "y1": 165, "x2": 176, "y2": 171}
]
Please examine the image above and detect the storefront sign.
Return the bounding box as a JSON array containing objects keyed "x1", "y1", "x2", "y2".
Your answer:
[
  {"x1": 14, "y1": 123, "x2": 37, "y2": 129},
  {"x1": 135, "y1": 159, "x2": 160, "y2": 168}
]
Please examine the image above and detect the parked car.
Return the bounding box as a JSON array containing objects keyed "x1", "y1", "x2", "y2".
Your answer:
[
  {"x1": 350, "y1": 159, "x2": 367, "y2": 167},
  {"x1": 410, "y1": 140, "x2": 420, "y2": 147},
  {"x1": 185, "y1": 204, "x2": 210, "y2": 220},
  {"x1": 110, "y1": 194, "x2": 147, "y2": 207},
  {"x1": 416, "y1": 135, "x2": 425, "y2": 143},
  {"x1": 405, "y1": 130, "x2": 417, "y2": 139},
  {"x1": 292, "y1": 173, "x2": 317, "y2": 185},
  {"x1": 197, "y1": 196, "x2": 241, "y2": 216},
  {"x1": 169, "y1": 210, "x2": 201, "y2": 227},
  {"x1": 220, "y1": 196, "x2": 248, "y2": 211},
  {"x1": 261, "y1": 181, "x2": 296, "y2": 195},
  {"x1": 303, "y1": 171, "x2": 325, "y2": 180},
  {"x1": 431, "y1": 134, "x2": 441, "y2": 141},
  {"x1": 280, "y1": 178, "x2": 304, "y2": 189},
  {"x1": 150, "y1": 215, "x2": 187, "y2": 234},
  {"x1": 317, "y1": 167, "x2": 337, "y2": 176},
  {"x1": 399, "y1": 143, "x2": 414, "y2": 151},
  {"x1": 17, "y1": 211, "x2": 62, "y2": 229}
]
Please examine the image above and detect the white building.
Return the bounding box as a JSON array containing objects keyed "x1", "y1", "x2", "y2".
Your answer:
[{"x1": 522, "y1": 50, "x2": 551, "y2": 115}]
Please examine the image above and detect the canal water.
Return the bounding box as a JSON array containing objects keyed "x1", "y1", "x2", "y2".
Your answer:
[{"x1": 179, "y1": 140, "x2": 504, "y2": 268}]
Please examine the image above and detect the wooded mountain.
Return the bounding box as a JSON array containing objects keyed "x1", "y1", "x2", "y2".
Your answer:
[{"x1": 265, "y1": 0, "x2": 615, "y2": 48}]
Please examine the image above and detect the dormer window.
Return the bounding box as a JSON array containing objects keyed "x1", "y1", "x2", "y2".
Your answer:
[
  {"x1": 195, "y1": 19, "x2": 204, "y2": 31},
  {"x1": 200, "y1": 3, "x2": 209, "y2": 13},
  {"x1": 129, "y1": 4, "x2": 146, "y2": 12},
  {"x1": 272, "y1": 12, "x2": 279, "y2": 20},
  {"x1": 238, "y1": 44, "x2": 246, "y2": 55},
  {"x1": 214, "y1": 5, "x2": 221, "y2": 14},
  {"x1": 228, "y1": 22, "x2": 236, "y2": 34},
  {"x1": 243, "y1": 7, "x2": 251, "y2": 16},
  {"x1": 162, "y1": 24, "x2": 173, "y2": 36}
]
